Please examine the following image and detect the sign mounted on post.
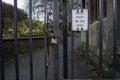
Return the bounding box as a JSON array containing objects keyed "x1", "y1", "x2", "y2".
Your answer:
[{"x1": 72, "y1": 9, "x2": 88, "y2": 31}]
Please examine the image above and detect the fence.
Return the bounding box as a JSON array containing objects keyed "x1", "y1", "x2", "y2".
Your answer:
[{"x1": 0, "y1": 0, "x2": 118, "y2": 80}]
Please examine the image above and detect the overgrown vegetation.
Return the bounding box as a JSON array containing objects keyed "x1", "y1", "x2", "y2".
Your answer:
[
  {"x1": 8, "y1": 19, "x2": 44, "y2": 37},
  {"x1": 76, "y1": 44, "x2": 86, "y2": 56},
  {"x1": 76, "y1": 43, "x2": 115, "y2": 78},
  {"x1": 89, "y1": 59, "x2": 112, "y2": 79},
  {"x1": 2, "y1": 2, "x2": 44, "y2": 38}
]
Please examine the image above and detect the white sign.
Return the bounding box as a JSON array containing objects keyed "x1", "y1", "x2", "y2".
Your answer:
[{"x1": 72, "y1": 9, "x2": 88, "y2": 31}]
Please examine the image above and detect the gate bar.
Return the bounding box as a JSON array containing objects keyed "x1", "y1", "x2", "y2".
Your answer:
[
  {"x1": 112, "y1": 0, "x2": 118, "y2": 79},
  {"x1": 46, "y1": 13, "x2": 50, "y2": 80},
  {"x1": 0, "y1": 0, "x2": 4, "y2": 80},
  {"x1": 43, "y1": 0, "x2": 48, "y2": 80},
  {"x1": 29, "y1": 0, "x2": 33, "y2": 80},
  {"x1": 85, "y1": 0, "x2": 89, "y2": 79},
  {"x1": 99, "y1": 0, "x2": 103, "y2": 79},
  {"x1": 14, "y1": 0, "x2": 19, "y2": 80},
  {"x1": 53, "y1": 0, "x2": 59, "y2": 79},
  {"x1": 70, "y1": 0, "x2": 74, "y2": 79},
  {"x1": 62, "y1": 0, "x2": 68, "y2": 79},
  {"x1": 71, "y1": 28, "x2": 74, "y2": 80}
]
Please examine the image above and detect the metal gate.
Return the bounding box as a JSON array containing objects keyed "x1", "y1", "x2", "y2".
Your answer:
[{"x1": 0, "y1": 0, "x2": 118, "y2": 80}]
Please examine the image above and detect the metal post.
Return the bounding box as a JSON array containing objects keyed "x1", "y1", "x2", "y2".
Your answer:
[
  {"x1": 14, "y1": 0, "x2": 19, "y2": 80},
  {"x1": 112, "y1": 0, "x2": 118, "y2": 79},
  {"x1": 85, "y1": 0, "x2": 89, "y2": 79},
  {"x1": 53, "y1": 0, "x2": 59, "y2": 80},
  {"x1": 0, "y1": 0, "x2": 4, "y2": 80},
  {"x1": 99, "y1": 0, "x2": 103, "y2": 79},
  {"x1": 70, "y1": 0, "x2": 73, "y2": 79},
  {"x1": 62, "y1": 0, "x2": 68, "y2": 79},
  {"x1": 43, "y1": 0, "x2": 48, "y2": 80},
  {"x1": 29, "y1": 0, "x2": 33, "y2": 80}
]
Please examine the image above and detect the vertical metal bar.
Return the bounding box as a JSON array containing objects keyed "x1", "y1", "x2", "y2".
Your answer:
[
  {"x1": 43, "y1": 0, "x2": 47, "y2": 80},
  {"x1": 70, "y1": 0, "x2": 73, "y2": 79},
  {"x1": 0, "y1": 0, "x2": 4, "y2": 80},
  {"x1": 71, "y1": 24, "x2": 74, "y2": 79},
  {"x1": 85, "y1": 29, "x2": 89, "y2": 79},
  {"x1": 112, "y1": 0, "x2": 118, "y2": 79},
  {"x1": 29, "y1": 0, "x2": 33, "y2": 80},
  {"x1": 14, "y1": 0, "x2": 19, "y2": 80},
  {"x1": 46, "y1": 13, "x2": 49, "y2": 80},
  {"x1": 99, "y1": 0, "x2": 103, "y2": 79},
  {"x1": 44, "y1": 12, "x2": 50, "y2": 80},
  {"x1": 85, "y1": 0, "x2": 89, "y2": 79},
  {"x1": 62, "y1": 0, "x2": 68, "y2": 79},
  {"x1": 71, "y1": 28, "x2": 74, "y2": 80},
  {"x1": 53, "y1": 0, "x2": 59, "y2": 80}
]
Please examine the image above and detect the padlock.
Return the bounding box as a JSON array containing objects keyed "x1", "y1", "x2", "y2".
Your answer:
[{"x1": 51, "y1": 37, "x2": 57, "y2": 44}]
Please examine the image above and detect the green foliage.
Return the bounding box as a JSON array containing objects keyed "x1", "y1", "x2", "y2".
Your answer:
[
  {"x1": 76, "y1": 44, "x2": 86, "y2": 56},
  {"x1": 46, "y1": 22, "x2": 53, "y2": 28},
  {"x1": 3, "y1": 18, "x2": 13, "y2": 30},
  {"x1": 6, "y1": 19, "x2": 44, "y2": 37},
  {"x1": 3, "y1": 18, "x2": 14, "y2": 37},
  {"x1": 2, "y1": 2, "x2": 28, "y2": 37},
  {"x1": 18, "y1": 22, "x2": 29, "y2": 37},
  {"x1": 32, "y1": 20, "x2": 43, "y2": 29}
]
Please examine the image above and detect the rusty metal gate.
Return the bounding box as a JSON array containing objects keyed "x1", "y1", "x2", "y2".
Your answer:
[{"x1": 0, "y1": 0, "x2": 118, "y2": 80}]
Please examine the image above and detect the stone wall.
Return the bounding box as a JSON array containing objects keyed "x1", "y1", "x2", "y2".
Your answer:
[
  {"x1": 80, "y1": 0, "x2": 114, "y2": 64},
  {"x1": 3, "y1": 37, "x2": 45, "y2": 59}
]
